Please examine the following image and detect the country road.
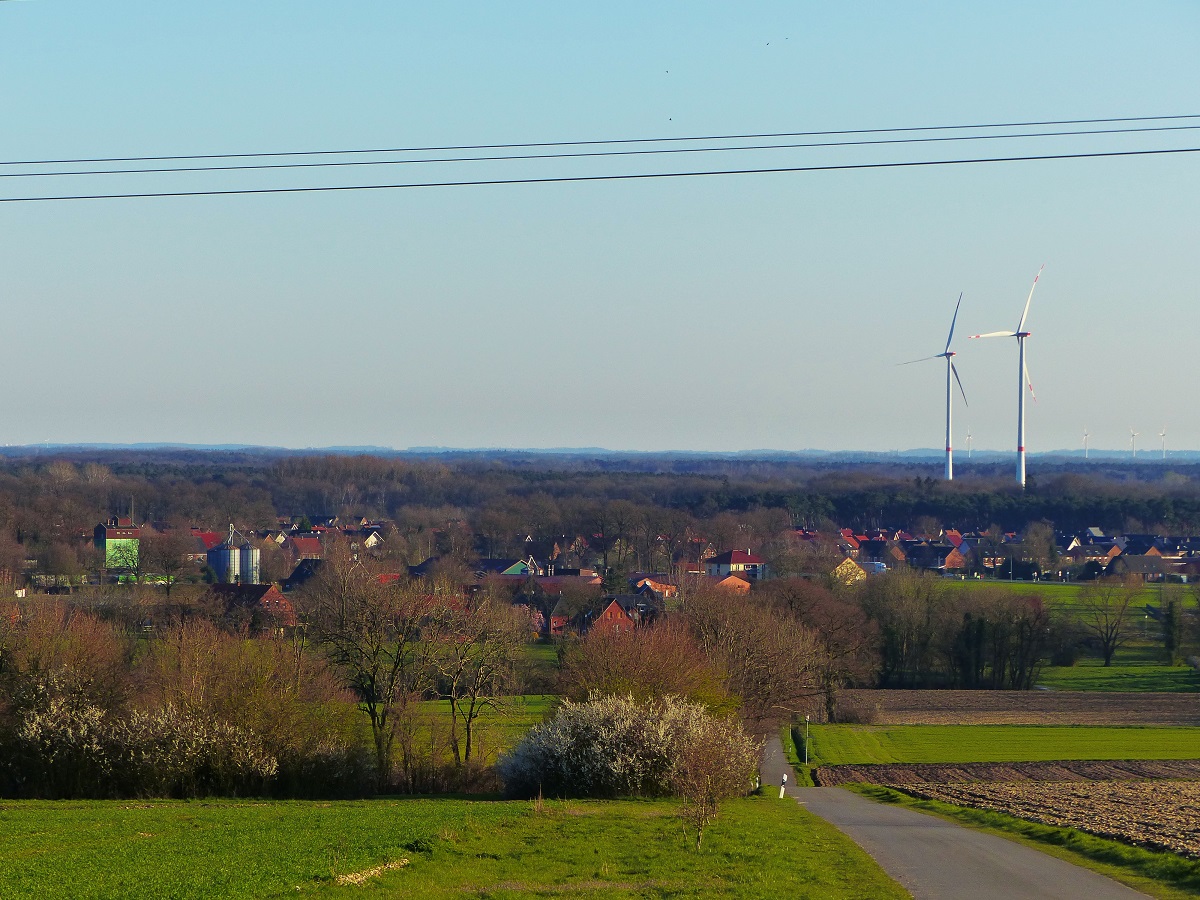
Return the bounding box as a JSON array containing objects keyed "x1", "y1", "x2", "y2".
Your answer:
[{"x1": 761, "y1": 737, "x2": 1150, "y2": 900}]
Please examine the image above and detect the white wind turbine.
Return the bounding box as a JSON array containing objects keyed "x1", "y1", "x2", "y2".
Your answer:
[
  {"x1": 969, "y1": 265, "x2": 1045, "y2": 488},
  {"x1": 1083, "y1": 428, "x2": 1090, "y2": 459},
  {"x1": 1130, "y1": 428, "x2": 1139, "y2": 458},
  {"x1": 1160, "y1": 427, "x2": 1167, "y2": 459},
  {"x1": 900, "y1": 293, "x2": 967, "y2": 480},
  {"x1": 966, "y1": 427, "x2": 973, "y2": 459}
]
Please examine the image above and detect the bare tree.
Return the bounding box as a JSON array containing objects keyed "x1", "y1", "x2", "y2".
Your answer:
[
  {"x1": 140, "y1": 528, "x2": 199, "y2": 595},
  {"x1": 760, "y1": 579, "x2": 879, "y2": 721},
  {"x1": 299, "y1": 541, "x2": 441, "y2": 788},
  {"x1": 435, "y1": 595, "x2": 526, "y2": 767},
  {"x1": 671, "y1": 715, "x2": 758, "y2": 851},
  {"x1": 1078, "y1": 576, "x2": 1141, "y2": 666},
  {"x1": 559, "y1": 619, "x2": 732, "y2": 710},
  {"x1": 684, "y1": 585, "x2": 821, "y2": 731}
]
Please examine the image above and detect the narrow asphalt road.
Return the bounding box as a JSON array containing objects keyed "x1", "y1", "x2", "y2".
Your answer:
[{"x1": 761, "y1": 736, "x2": 1150, "y2": 900}]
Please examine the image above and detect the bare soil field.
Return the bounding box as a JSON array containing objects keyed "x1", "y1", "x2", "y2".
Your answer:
[
  {"x1": 817, "y1": 759, "x2": 1200, "y2": 787},
  {"x1": 845, "y1": 689, "x2": 1200, "y2": 726},
  {"x1": 900, "y1": 781, "x2": 1200, "y2": 859}
]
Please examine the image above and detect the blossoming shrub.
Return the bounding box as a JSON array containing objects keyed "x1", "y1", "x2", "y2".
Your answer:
[
  {"x1": 497, "y1": 694, "x2": 759, "y2": 799},
  {"x1": 1, "y1": 674, "x2": 278, "y2": 799}
]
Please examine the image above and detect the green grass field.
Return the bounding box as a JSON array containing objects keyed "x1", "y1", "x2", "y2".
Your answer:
[
  {"x1": 959, "y1": 578, "x2": 1181, "y2": 611},
  {"x1": 1037, "y1": 664, "x2": 1200, "y2": 692},
  {"x1": 961, "y1": 579, "x2": 1197, "y2": 671},
  {"x1": 809, "y1": 724, "x2": 1200, "y2": 766},
  {"x1": 400, "y1": 695, "x2": 557, "y2": 768},
  {"x1": 0, "y1": 796, "x2": 906, "y2": 899}
]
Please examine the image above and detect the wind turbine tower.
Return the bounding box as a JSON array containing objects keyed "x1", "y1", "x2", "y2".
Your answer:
[
  {"x1": 1160, "y1": 427, "x2": 1167, "y2": 460},
  {"x1": 966, "y1": 427, "x2": 973, "y2": 459},
  {"x1": 900, "y1": 293, "x2": 967, "y2": 480},
  {"x1": 1130, "y1": 428, "x2": 1139, "y2": 458},
  {"x1": 969, "y1": 265, "x2": 1044, "y2": 488},
  {"x1": 1083, "y1": 429, "x2": 1090, "y2": 459}
]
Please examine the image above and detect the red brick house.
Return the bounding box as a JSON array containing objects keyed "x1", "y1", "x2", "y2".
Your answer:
[
  {"x1": 588, "y1": 597, "x2": 647, "y2": 635},
  {"x1": 203, "y1": 584, "x2": 296, "y2": 632}
]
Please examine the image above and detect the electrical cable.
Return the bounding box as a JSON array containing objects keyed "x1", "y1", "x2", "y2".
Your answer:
[
  {"x1": 2, "y1": 145, "x2": 1196, "y2": 204},
  {"x1": 2, "y1": 113, "x2": 1198, "y2": 168},
  {"x1": 1, "y1": 123, "x2": 1196, "y2": 180}
]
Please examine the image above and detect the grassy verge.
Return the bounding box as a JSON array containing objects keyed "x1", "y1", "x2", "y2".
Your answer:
[
  {"x1": 778, "y1": 724, "x2": 815, "y2": 786},
  {"x1": 0, "y1": 796, "x2": 908, "y2": 899},
  {"x1": 808, "y1": 724, "x2": 1200, "y2": 766},
  {"x1": 848, "y1": 784, "x2": 1200, "y2": 900}
]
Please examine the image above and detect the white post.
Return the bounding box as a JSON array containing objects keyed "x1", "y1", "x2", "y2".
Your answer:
[
  {"x1": 804, "y1": 715, "x2": 811, "y2": 766},
  {"x1": 779, "y1": 771, "x2": 788, "y2": 799}
]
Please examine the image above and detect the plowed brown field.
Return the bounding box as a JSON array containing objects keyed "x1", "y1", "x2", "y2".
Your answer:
[
  {"x1": 817, "y1": 759, "x2": 1200, "y2": 786},
  {"x1": 901, "y1": 781, "x2": 1200, "y2": 859},
  {"x1": 845, "y1": 689, "x2": 1200, "y2": 726}
]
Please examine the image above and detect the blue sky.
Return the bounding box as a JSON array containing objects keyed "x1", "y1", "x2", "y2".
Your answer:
[{"x1": 1, "y1": 2, "x2": 1197, "y2": 453}]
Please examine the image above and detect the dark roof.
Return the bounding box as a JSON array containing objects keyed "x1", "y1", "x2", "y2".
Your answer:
[
  {"x1": 408, "y1": 556, "x2": 440, "y2": 578},
  {"x1": 283, "y1": 558, "x2": 323, "y2": 590},
  {"x1": 1107, "y1": 555, "x2": 1168, "y2": 575}
]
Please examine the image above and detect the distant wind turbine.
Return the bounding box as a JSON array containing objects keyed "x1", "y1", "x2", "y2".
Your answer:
[
  {"x1": 966, "y1": 427, "x2": 973, "y2": 459},
  {"x1": 899, "y1": 293, "x2": 967, "y2": 480},
  {"x1": 1160, "y1": 427, "x2": 1167, "y2": 460},
  {"x1": 969, "y1": 265, "x2": 1044, "y2": 487},
  {"x1": 1130, "y1": 428, "x2": 1139, "y2": 458},
  {"x1": 1083, "y1": 428, "x2": 1090, "y2": 459}
]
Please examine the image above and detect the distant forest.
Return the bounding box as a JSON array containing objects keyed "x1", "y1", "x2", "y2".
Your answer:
[{"x1": 4, "y1": 451, "x2": 1200, "y2": 557}]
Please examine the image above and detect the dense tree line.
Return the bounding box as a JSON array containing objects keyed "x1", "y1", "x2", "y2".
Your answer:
[{"x1": 6, "y1": 452, "x2": 1200, "y2": 543}]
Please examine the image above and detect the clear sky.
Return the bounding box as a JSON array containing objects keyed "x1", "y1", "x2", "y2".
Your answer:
[{"x1": 1, "y1": 2, "x2": 1197, "y2": 453}]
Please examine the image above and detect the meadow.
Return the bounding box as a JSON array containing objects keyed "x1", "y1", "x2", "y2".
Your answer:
[
  {"x1": 1036, "y1": 664, "x2": 1200, "y2": 692},
  {"x1": 412, "y1": 694, "x2": 557, "y2": 761},
  {"x1": 0, "y1": 796, "x2": 907, "y2": 900},
  {"x1": 806, "y1": 724, "x2": 1200, "y2": 766}
]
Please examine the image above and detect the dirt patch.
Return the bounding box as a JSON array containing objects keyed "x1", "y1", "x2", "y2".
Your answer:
[
  {"x1": 845, "y1": 689, "x2": 1200, "y2": 726},
  {"x1": 335, "y1": 858, "x2": 409, "y2": 886},
  {"x1": 816, "y1": 759, "x2": 1200, "y2": 786},
  {"x1": 901, "y1": 781, "x2": 1200, "y2": 858}
]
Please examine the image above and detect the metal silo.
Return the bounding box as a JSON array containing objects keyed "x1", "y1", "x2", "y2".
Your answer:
[
  {"x1": 207, "y1": 543, "x2": 240, "y2": 583},
  {"x1": 239, "y1": 543, "x2": 260, "y2": 585}
]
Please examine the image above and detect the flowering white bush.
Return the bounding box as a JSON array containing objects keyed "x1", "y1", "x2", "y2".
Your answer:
[
  {"x1": 497, "y1": 694, "x2": 759, "y2": 799},
  {"x1": 112, "y1": 704, "x2": 278, "y2": 797},
  {"x1": 2, "y1": 674, "x2": 277, "y2": 798}
]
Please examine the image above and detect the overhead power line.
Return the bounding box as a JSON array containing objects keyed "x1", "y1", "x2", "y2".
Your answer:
[
  {"x1": 3, "y1": 145, "x2": 1197, "y2": 204},
  {"x1": 2, "y1": 113, "x2": 1198, "y2": 168},
  {"x1": 2, "y1": 123, "x2": 1197, "y2": 180}
]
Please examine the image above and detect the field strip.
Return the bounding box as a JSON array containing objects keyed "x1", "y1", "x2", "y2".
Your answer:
[
  {"x1": 844, "y1": 690, "x2": 1200, "y2": 726},
  {"x1": 817, "y1": 759, "x2": 1200, "y2": 786}
]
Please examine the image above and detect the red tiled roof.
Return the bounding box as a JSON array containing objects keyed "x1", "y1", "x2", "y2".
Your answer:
[
  {"x1": 192, "y1": 530, "x2": 225, "y2": 551},
  {"x1": 287, "y1": 536, "x2": 322, "y2": 557},
  {"x1": 708, "y1": 550, "x2": 765, "y2": 565}
]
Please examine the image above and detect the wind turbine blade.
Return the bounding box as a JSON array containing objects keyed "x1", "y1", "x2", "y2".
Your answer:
[
  {"x1": 944, "y1": 292, "x2": 964, "y2": 354},
  {"x1": 1024, "y1": 358, "x2": 1037, "y2": 402},
  {"x1": 951, "y1": 361, "x2": 968, "y2": 407},
  {"x1": 1017, "y1": 264, "x2": 1045, "y2": 332},
  {"x1": 897, "y1": 355, "x2": 940, "y2": 366},
  {"x1": 968, "y1": 331, "x2": 1016, "y2": 340}
]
